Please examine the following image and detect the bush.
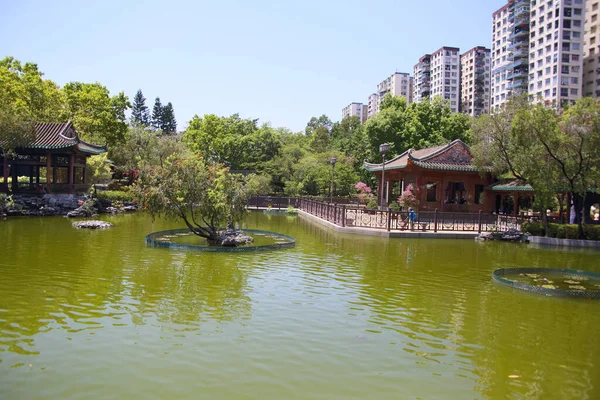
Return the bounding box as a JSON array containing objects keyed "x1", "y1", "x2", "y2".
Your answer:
[
  {"x1": 546, "y1": 223, "x2": 559, "y2": 238},
  {"x1": 366, "y1": 198, "x2": 378, "y2": 210},
  {"x1": 521, "y1": 221, "x2": 545, "y2": 236},
  {"x1": 388, "y1": 201, "x2": 400, "y2": 212},
  {"x1": 584, "y1": 225, "x2": 600, "y2": 240},
  {"x1": 96, "y1": 190, "x2": 134, "y2": 202}
]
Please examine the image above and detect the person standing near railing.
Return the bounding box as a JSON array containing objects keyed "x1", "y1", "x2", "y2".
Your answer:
[{"x1": 408, "y1": 207, "x2": 417, "y2": 230}]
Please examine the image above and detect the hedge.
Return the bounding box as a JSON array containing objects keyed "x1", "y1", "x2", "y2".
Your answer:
[
  {"x1": 522, "y1": 222, "x2": 600, "y2": 241},
  {"x1": 96, "y1": 190, "x2": 134, "y2": 202}
]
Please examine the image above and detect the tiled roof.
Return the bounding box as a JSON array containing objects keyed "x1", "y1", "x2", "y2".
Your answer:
[
  {"x1": 30, "y1": 122, "x2": 78, "y2": 149},
  {"x1": 1, "y1": 121, "x2": 106, "y2": 154},
  {"x1": 410, "y1": 160, "x2": 480, "y2": 172},
  {"x1": 364, "y1": 139, "x2": 477, "y2": 172},
  {"x1": 487, "y1": 179, "x2": 534, "y2": 192}
]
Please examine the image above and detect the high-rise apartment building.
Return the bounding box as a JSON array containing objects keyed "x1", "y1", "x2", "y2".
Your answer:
[
  {"x1": 491, "y1": 0, "x2": 531, "y2": 111},
  {"x1": 583, "y1": 0, "x2": 600, "y2": 97},
  {"x1": 376, "y1": 72, "x2": 414, "y2": 104},
  {"x1": 460, "y1": 46, "x2": 492, "y2": 116},
  {"x1": 367, "y1": 93, "x2": 379, "y2": 119},
  {"x1": 342, "y1": 103, "x2": 368, "y2": 123},
  {"x1": 413, "y1": 54, "x2": 432, "y2": 103},
  {"x1": 429, "y1": 46, "x2": 461, "y2": 113},
  {"x1": 528, "y1": 0, "x2": 585, "y2": 108},
  {"x1": 367, "y1": 72, "x2": 414, "y2": 119}
]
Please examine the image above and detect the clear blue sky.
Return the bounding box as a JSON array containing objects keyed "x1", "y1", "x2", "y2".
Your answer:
[{"x1": 1, "y1": 0, "x2": 506, "y2": 132}]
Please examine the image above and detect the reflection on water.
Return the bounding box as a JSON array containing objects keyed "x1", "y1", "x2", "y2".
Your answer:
[{"x1": 1, "y1": 212, "x2": 599, "y2": 399}]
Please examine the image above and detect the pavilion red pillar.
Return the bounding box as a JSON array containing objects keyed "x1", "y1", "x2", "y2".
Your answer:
[
  {"x1": 514, "y1": 193, "x2": 519, "y2": 217},
  {"x1": 68, "y1": 154, "x2": 75, "y2": 190},
  {"x1": 46, "y1": 152, "x2": 52, "y2": 189},
  {"x1": 83, "y1": 158, "x2": 87, "y2": 184}
]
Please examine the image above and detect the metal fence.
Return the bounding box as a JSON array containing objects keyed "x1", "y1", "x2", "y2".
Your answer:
[{"x1": 296, "y1": 197, "x2": 529, "y2": 233}]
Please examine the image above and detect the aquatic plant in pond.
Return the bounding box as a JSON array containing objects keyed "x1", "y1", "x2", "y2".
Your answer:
[
  {"x1": 493, "y1": 268, "x2": 600, "y2": 298},
  {"x1": 132, "y1": 155, "x2": 258, "y2": 246}
]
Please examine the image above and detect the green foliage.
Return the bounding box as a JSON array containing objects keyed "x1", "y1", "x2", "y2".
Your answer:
[
  {"x1": 584, "y1": 225, "x2": 600, "y2": 241},
  {"x1": 388, "y1": 201, "x2": 400, "y2": 212},
  {"x1": 0, "y1": 193, "x2": 10, "y2": 212},
  {"x1": 131, "y1": 89, "x2": 150, "y2": 126},
  {"x1": 472, "y1": 96, "x2": 600, "y2": 239},
  {"x1": 161, "y1": 102, "x2": 177, "y2": 134},
  {"x1": 366, "y1": 198, "x2": 378, "y2": 210},
  {"x1": 151, "y1": 97, "x2": 163, "y2": 131},
  {"x1": 521, "y1": 221, "x2": 545, "y2": 237},
  {"x1": 286, "y1": 205, "x2": 298, "y2": 215},
  {"x1": 110, "y1": 125, "x2": 187, "y2": 172},
  {"x1": 96, "y1": 190, "x2": 134, "y2": 202},
  {"x1": 364, "y1": 95, "x2": 472, "y2": 160},
  {"x1": 63, "y1": 82, "x2": 130, "y2": 147},
  {"x1": 184, "y1": 114, "x2": 281, "y2": 171},
  {"x1": 85, "y1": 153, "x2": 113, "y2": 185},
  {"x1": 131, "y1": 155, "x2": 257, "y2": 242}
]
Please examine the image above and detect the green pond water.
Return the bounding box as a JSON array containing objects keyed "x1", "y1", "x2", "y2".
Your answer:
[{"x1": 1, "y1": 212, "x2": 600, "y2": 399}]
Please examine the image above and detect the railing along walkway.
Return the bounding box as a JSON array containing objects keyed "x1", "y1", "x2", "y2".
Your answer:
[{"x1": 298, "y1": 198, "x2": 527, "y2": 233}]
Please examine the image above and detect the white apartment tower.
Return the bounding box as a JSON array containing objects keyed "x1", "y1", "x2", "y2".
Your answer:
[
  {"x1": 376, "y1": 72, "x2": 414, "y2": 104},
  {"x1": 342, "y1": 103, "x2": 368, "y2": 123},
  {"x1": 413, "y1": 54, "x2": 432, "y2": 103},
  {"x1": 460, "y1": 46, "x2": 492, "y2": 116},
  {"x1": 429, "y1": 46, "x2": 461, "y2": 113},
  {"x1": 528, "y1": 0, "x2": 585, "y2": 108},
  {"x1": 367, "y1": 93, "x2": 379, "y2": 119},
  {"x1": 583, "y1": 0, "x2": 600, "y2": 97},
  {"x1": 367, "y1": 72, "x2": 414, "y2": 118},
  {"x1": 491, "y1": 1, "x2": 530, "y2": 111}
]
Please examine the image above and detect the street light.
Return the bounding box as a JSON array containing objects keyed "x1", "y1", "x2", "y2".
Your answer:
[
  {"x1": 330, "y1": 157, "x2": 337, "y2": 203},
  {"x1": 379, "y1": 143, "x2": 390, "y2": 208}
]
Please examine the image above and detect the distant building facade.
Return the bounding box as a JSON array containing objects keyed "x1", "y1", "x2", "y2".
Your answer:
[
  {"x1": 430, "y1": 46, "x2": 461, "y2": 113},
  {"x1": 342, "y1": 102, "x2": 368, "y2": 123},
  {"x1": 460, "y1": 46, "x2": 491, "y2": 116}
]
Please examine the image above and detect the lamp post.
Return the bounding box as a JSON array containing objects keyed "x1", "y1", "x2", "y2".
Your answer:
[
  {"x1": 379, "y1": 143, "x2": 390, "y2": 209},
  {"x1": 329, "y1": 157, "x2": 337, "y2": 203}
]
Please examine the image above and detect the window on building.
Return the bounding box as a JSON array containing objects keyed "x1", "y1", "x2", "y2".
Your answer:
[
  {"x1": 474, "y1": 185, "x2": 484, "y2": 205},
  {"x1": 426, "y1": 183, "x2": 437, "y2": 202}
]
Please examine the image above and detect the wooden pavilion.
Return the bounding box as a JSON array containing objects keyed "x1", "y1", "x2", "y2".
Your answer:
[
  {"x1": 0, "y1": 122, "x2": 106, "y2": 194},
  {"x1": 364, "y1": 139, "x2": 535, "y2": 215}
]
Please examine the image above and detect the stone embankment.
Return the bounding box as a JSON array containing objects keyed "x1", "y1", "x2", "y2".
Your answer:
[
  {"x1": 1, "y1": 194, "x2": 137, "y2": 218},
  {"x1": 476, "y1": 228, "x2": 528, "y2": 242}
]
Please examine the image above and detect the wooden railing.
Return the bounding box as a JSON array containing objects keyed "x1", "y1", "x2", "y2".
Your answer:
[{"x1": 297, "y1": 198, "x2": 529, "y2": 233}]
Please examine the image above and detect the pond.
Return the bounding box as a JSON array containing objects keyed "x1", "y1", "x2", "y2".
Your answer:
[{"x1": 1, "y1": 212, "x2": 600, "y2": 399}]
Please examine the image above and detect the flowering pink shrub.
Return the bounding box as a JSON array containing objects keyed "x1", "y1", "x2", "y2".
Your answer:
[
  {"x1": 398, "y1": 184, "x2": 420, "y2": 209},
  {"x1": 354, "y1": 182, "x2": 374, "y2": 204}
]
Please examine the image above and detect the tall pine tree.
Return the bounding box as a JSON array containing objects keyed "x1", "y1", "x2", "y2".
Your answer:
[
  {"x1": 151, "y1": 97, "x2": 163, "y2": 131},
  {"x1": 161, "y1": 102, "x2": 177, "y2": 135},
  {"x1": 131, "y1": 89, "x2": 150, "y2": 126}
]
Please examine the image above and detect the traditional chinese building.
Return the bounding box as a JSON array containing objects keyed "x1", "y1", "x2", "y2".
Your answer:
[
  {"x1": 364, "y1": 139, "x2": 536, "y2": 215},
  {"x1": 0, "y1": 122, "x2": 106, "y2": 194}
]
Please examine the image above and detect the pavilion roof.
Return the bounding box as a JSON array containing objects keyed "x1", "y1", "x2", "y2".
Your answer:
[
  {"x1": 1, "y1": 122, "x2": 107, "y2": 154},
  {"x1": 487, "y1": 179, "x2": 534, "y2": 192},
  {"x1": 364, "y1": 139, "x2": 479, "y2": 172}
]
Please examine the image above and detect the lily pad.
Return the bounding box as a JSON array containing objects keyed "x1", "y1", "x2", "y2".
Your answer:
[
  {"x1": 541, "y1": 284, "x2": 557, "y2": 289},
  {"x1": 525, "y1": 274, "x2": 540, "y2": 279},
  {"x1": 563, "y1": 280, "x2": 581, "y2": 285},
  {"x1": 568, "y1": 285, "x2": 586, "y2": 290}
]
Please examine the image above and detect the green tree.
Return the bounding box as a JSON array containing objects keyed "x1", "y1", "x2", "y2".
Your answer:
[
  {"x1": 161, "y1": 102, "x2": 177, "y2": 134},
  {"x1": 364, "y1": 95, "x2": 471, "y2": 160},
  {"x1": 132, "y1": 155, "x2": 256, "y2": 244},
  {"x1": 110, "y1": 125, "x2": 186, "y2": 172},
  {"x1": 85, "y1": 153, "x2": 113, "y2": 184},
  {"x1": 0, "y1": 57, "x2": 65, "y2": 152},
  {"x1": 151, "y1": 97, "x2": 163, "y2": 131},
  {"x1": 63, "y1": 82, "x2": 130, "y2": 147},
  {"x1": 131, "y1": 89, "x2": 150, "y2": 126}
]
